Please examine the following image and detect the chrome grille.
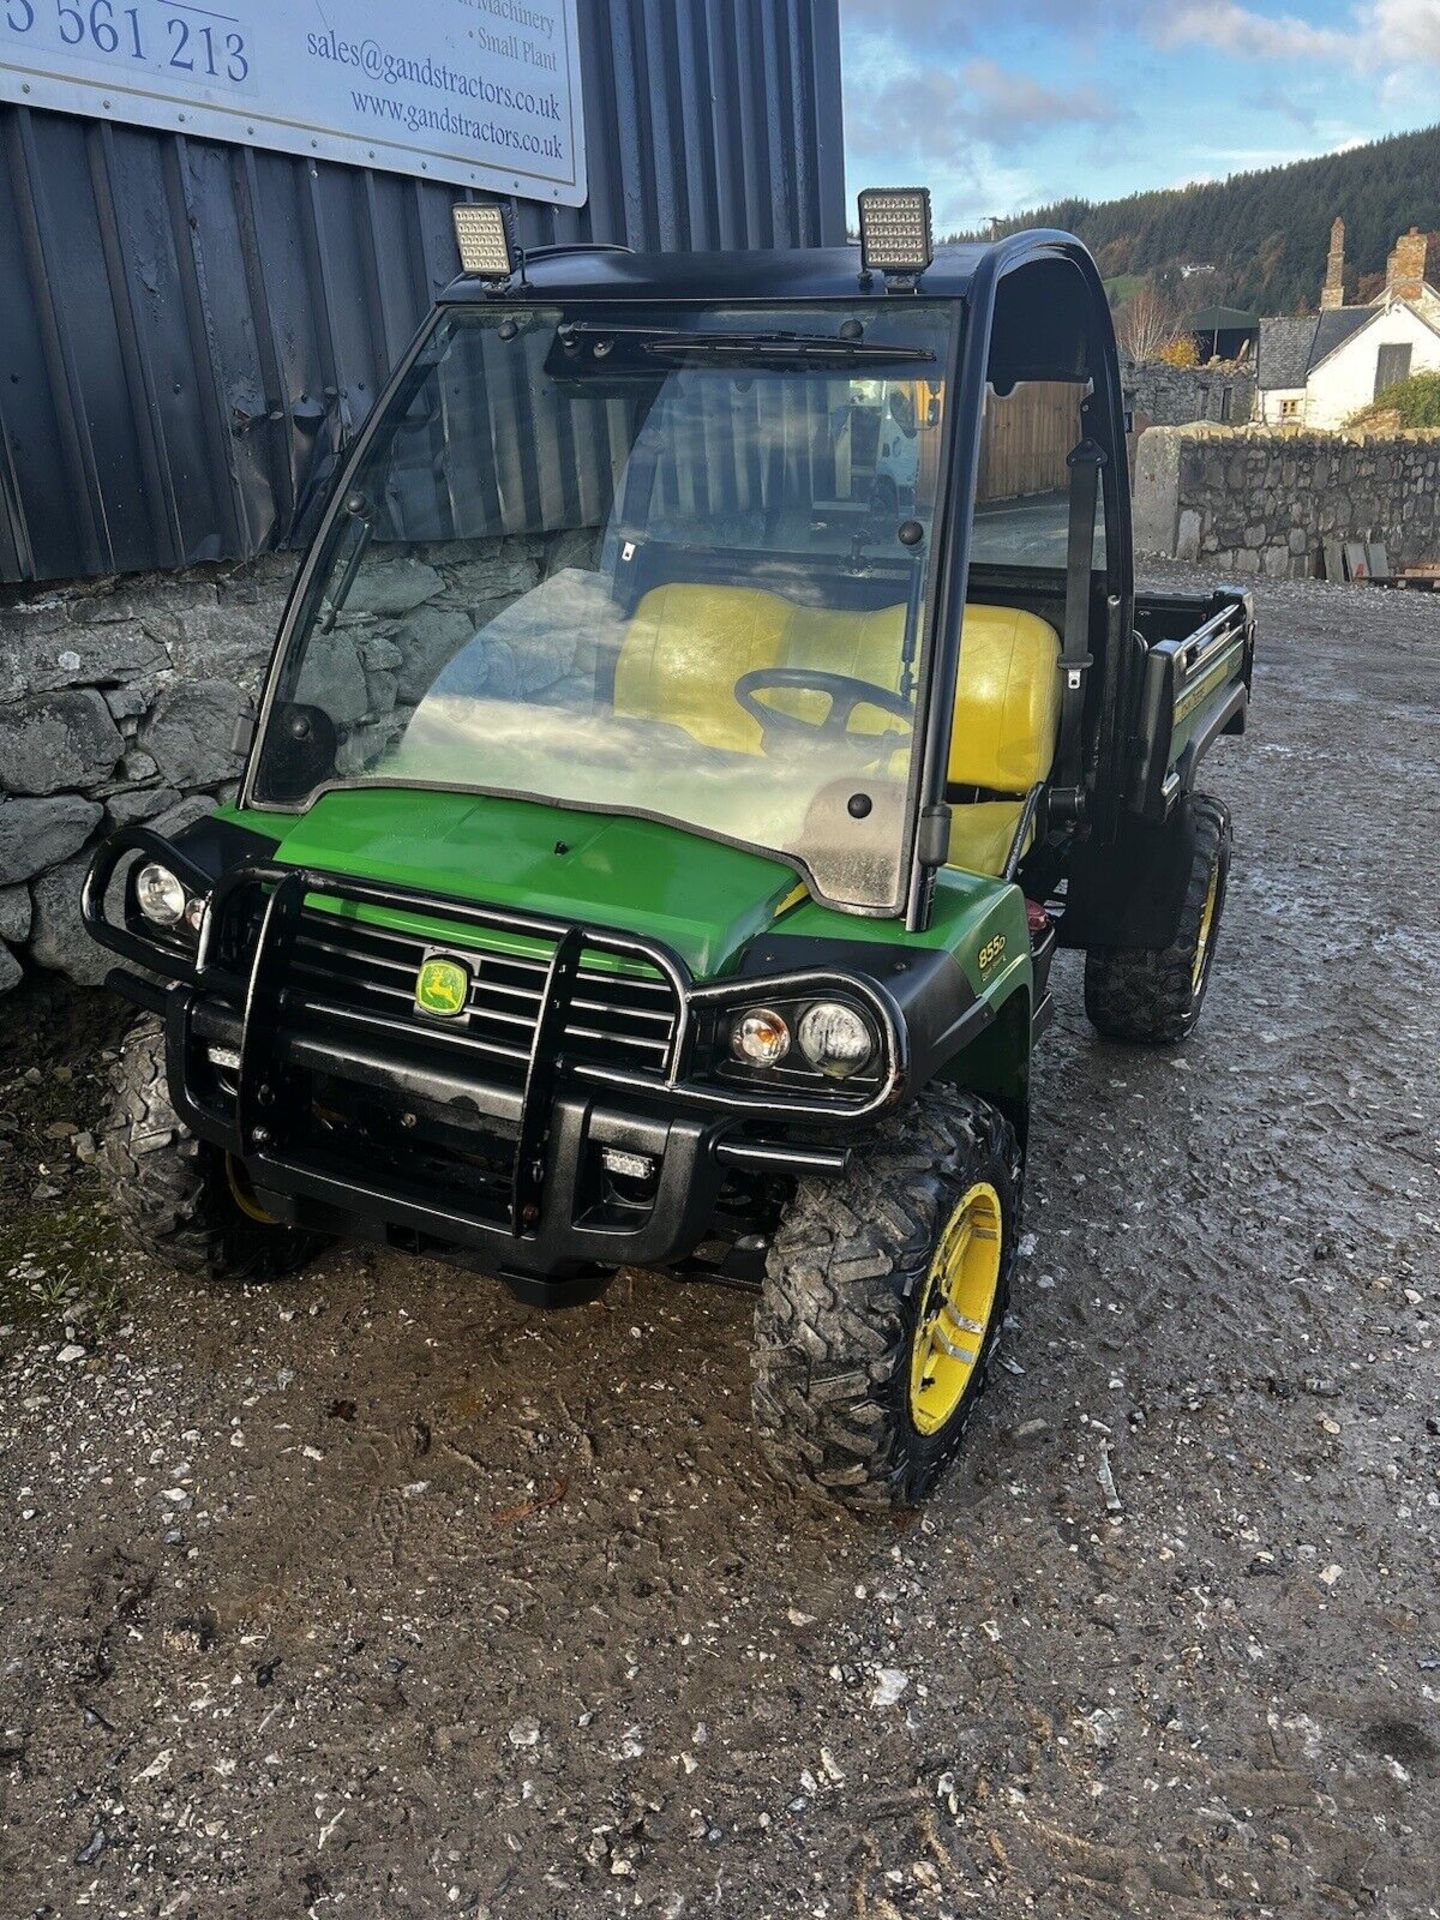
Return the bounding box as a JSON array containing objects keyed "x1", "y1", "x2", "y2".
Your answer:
[{"x1": 285, "y1": 905, "x2": 678, "y2": 1082}]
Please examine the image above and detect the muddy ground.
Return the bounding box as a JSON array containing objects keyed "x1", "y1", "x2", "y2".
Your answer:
[{"x1": 1, "y1": 567, "x2": 1437, "y2": 1920}]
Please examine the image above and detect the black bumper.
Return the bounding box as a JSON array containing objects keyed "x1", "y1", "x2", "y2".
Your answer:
[
  {"x1": 160, "y1": 983, "x2": 756, "y2": 1297},
  {"x1": 84, "y1": 835, "x2": 903, "y2": 1297},
  {"x1": 151, "y1": 972, "x2": 763, "y2": 1291}
]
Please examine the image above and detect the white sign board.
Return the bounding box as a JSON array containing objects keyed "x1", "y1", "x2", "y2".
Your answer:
[{"x1": 0, "y1": 0, "x2": 586, "y2": 204}]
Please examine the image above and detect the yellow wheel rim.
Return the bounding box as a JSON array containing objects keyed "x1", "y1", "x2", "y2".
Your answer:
[
  {"x1": 908, "y1": 1181, "x2": 1003, "y2": 1437},
  {"x1": 226, "y1": 1155, "x2": 283, "y2": 1227},
  {"x1": 1191, "y1": 859, "x2": 1221, "y2": 998}
]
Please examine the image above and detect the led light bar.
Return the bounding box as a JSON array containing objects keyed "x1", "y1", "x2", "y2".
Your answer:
[
  {"x1": 857, "y1": 187, "x2": 934, "y2": 278},
  {"x1": 601, "y1": 1147, "x2": 655, "y2": 1181},
  {"x1": 453, "y1": 202, "x2": 514, "y2": 280}
]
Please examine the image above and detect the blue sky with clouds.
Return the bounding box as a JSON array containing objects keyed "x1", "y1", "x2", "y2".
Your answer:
[{"x1": 840, "y1": 0, "x2": 1440, "y2": 232}]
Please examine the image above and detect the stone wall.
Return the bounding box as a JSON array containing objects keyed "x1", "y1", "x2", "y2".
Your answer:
[
  {"x1": 1131, "y1": 425, "x2": 1440, "y2": 576},
  {"x1": 1122, "y1": 361, "x2": 1257, "y2": 431},
  {"x1": 0, "y1": 558, "x2": 296, "y2": 993}
]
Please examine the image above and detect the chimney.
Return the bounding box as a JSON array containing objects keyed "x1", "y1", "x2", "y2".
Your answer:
[
  {"x1": 1320, "y1": 215, "x2": 1345, "y2": 309},
  {"x1": 1386, "y1": 227, "x2": 1427, "y2": 305}
]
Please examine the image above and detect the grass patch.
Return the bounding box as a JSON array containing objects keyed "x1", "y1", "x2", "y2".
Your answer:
[
  {"x1": 0, "y1": 977, "x2": 137, "y2": 1341},
  {"x1": 0, "y1": 1188, "x2": 131, "y2": 1336}
]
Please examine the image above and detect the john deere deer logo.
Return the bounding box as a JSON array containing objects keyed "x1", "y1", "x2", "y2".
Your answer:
[{"x1": 415, "y1": 955, "x2": 470, "y2": 1018}]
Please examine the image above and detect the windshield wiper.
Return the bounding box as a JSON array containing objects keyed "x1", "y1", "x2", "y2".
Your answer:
[
  {"x1": 556, "y1": 322, "x2": 935, "y2": 368},
  {"x1": 642, "y1": 330, "x2": 935, "y2": 366}
]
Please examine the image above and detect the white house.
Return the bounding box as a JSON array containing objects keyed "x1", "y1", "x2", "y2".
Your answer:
[{"x1": 1256, "y1": 224, "x2": 1440, "y2": 427}]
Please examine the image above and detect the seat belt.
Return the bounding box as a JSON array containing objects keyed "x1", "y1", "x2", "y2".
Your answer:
[{"x1": 1054, "y1": 434, "x2": 1106, "y2": 817}]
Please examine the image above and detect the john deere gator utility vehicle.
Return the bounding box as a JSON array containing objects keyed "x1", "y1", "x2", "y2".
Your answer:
[{"x1": 85, "y1": 191, "x2": 1253, "y2": 1509}]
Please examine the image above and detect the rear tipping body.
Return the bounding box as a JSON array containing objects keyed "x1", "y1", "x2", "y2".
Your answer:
[
  {"x1": 1131, "y1": 586, "x2": 1253, "y2": 819},
  {"x1": 83, "y1": 214, "x2": 1249, "y2": 1296}
]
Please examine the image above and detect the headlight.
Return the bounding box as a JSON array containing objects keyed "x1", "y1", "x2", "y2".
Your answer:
[
  {"x1": 797, "y1": 1001, "x2": 875, "y2": 1079},
  {"x1": 730, "y1": 1007, "x2": 791, "y2": 1066},
  {"x1": 135, "y1": 863, "x2": 188, "y2": 928}
]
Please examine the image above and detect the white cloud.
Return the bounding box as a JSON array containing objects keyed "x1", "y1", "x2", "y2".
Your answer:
[
  {"x1": 1157, "y1": 3, "x2": 1350, "y2": 60},
  {"x1": 848, "y1": 60, "x2": 1119, "y2": 163},
  {"x1": 1157, "y1": 0, "x2": 1440, "y2": 86},
  {"x1": 844, "y1": 35, "x2": 1125, "y2": 226},
  {"x1": 1200, "y1": 145, "x2": 1321, "y2": 169},
  {"x1": 1248, "y1": 83, "x2": 1320, "y2": 133},
  {"x1": 1363, "y1": 0, "x2": 1440, "y2": 60},
  {"x1": 960, "y1": 57, "x2": 1126, "y2": 135}
]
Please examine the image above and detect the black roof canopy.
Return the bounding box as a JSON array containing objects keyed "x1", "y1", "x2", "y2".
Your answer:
[
  {"x1": 437, "y1": 229, "x2": 1114, "y2": 394},
  {"x1": 439, "y1": 233, "x2": 1081, "y2": 308}
]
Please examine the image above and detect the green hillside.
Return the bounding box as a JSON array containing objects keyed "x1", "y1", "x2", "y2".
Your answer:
[{"x1": 955, "y1": 123, "x2": 1440, "y2": 315}]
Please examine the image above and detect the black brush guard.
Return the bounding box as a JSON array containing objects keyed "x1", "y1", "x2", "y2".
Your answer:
[
  {"x1": 87, "y1": 829, "x2": 890, "y2": 1290},
  {"x1": 84, "y1": 836, "x2": 730, "y2": 1284}
]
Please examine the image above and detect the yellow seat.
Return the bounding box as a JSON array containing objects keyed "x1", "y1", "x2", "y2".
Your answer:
[
  {"x1": 945, "y1": 603, "x2": 1062, "y2": 876},
  {"x1": 615, "y1": 583, "x2": 905, "y2": 753},
  {"x1": 613, "y1": 584, "x2": 1060, "y2": 877},
  {"x1": 615, "y1": 582, "x2": 794, "y2": 754}
]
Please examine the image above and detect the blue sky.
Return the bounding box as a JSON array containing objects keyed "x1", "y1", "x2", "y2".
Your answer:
[{"x1": 840, "y1": 0, "x2": 1440, "y2": 231}]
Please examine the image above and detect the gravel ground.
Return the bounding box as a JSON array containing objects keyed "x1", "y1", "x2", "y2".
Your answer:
[{"x1": 1, "y1": 568, "x2": 1438, "y2": 1920}]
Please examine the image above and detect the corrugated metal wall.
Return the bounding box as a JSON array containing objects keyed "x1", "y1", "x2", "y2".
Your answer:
[{"x1": 0, "y1": 0, "x2": 844, "y2": 587}]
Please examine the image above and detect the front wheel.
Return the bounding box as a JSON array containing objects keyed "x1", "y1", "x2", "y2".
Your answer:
[
  {"x1": 100, "y1": 1016, "x2": 328, "y2": 1283},
  {"x1": 752, "y1": 1087, "x2": 1023, "y2": 1512},
  {"x1": 1084, "y1": 792, "x2": 1231, "y2": 1046}
]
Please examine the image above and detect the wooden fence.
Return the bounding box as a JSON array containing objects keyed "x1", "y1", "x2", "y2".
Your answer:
[{"x1": 977, "y1": 382, "x2": 1079, "y2": 502}]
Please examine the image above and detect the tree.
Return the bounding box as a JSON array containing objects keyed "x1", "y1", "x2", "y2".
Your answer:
[
  {"x1": 1115, "y1": 282, "x2": 1174, "y2": 361},
  {"x1": 1096, "y1": 235, "x2": 1133, "y2": 278}
]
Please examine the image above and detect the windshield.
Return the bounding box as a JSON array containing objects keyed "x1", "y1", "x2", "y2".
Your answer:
[{"x1": 252, "y1": 301, "x2": 957, "y2": 911}]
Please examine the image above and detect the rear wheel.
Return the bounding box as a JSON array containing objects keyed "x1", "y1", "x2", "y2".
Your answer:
[
  {"x1": 752, "y1": 1087, "x2": 1022, "y2": 1512},
  {"x1": 101, "y1": 1016, "x2": 327, "y2": 1283},
  {"x1": 1084, "y1": 791, "x2": 1231, "y2": 1045}
]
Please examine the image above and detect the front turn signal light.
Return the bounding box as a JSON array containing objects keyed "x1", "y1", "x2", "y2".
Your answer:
[{"x1": 730, "y1": 1007, "x2": 791, "y2": 1067}]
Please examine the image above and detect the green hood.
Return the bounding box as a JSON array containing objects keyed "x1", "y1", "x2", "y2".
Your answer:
[{"x1": 239, "y1": 788, "x2": 803, "y2": 979}]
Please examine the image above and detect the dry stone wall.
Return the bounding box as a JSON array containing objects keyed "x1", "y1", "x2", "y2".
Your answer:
[
  {"x1": 1132, "y1": 425, "x2": 1440, "y2": 576},
  {"x1": 0, "y1": 557, "x2": 296, "y2": 992}
]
